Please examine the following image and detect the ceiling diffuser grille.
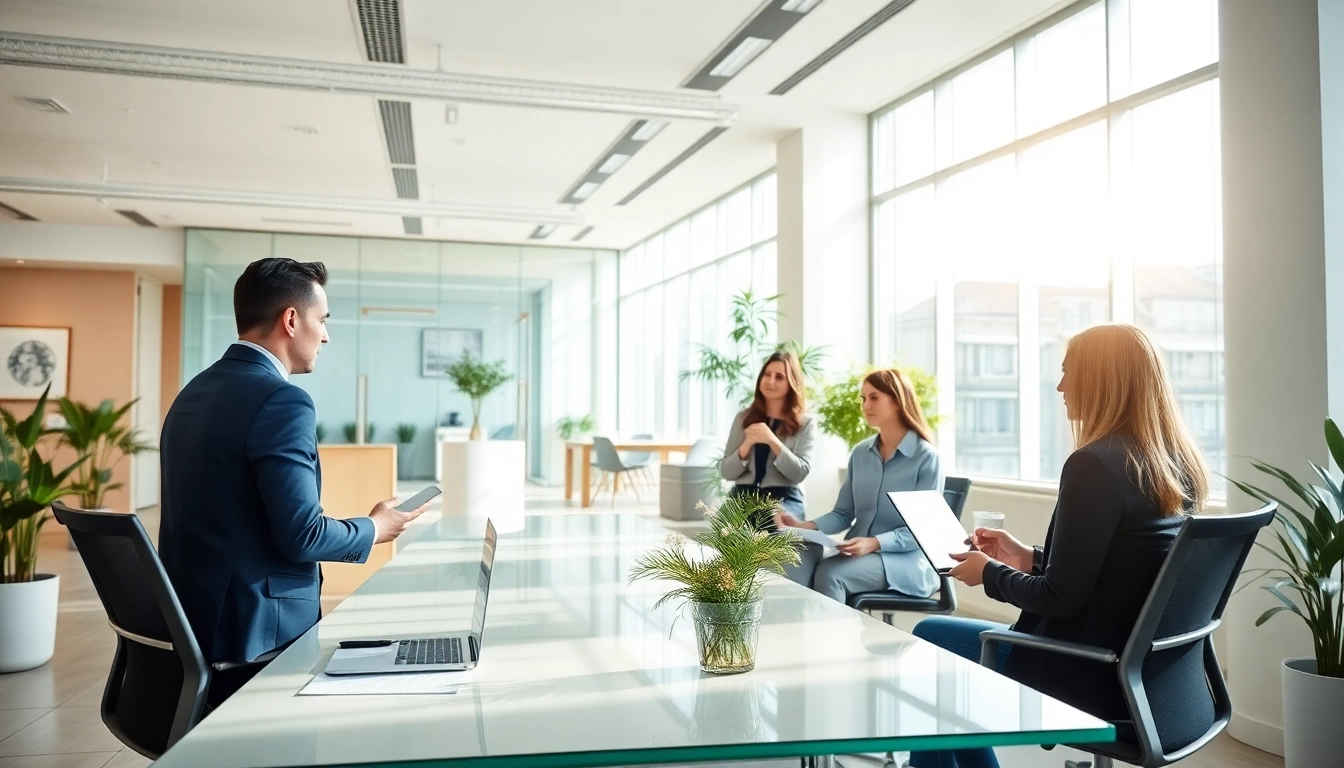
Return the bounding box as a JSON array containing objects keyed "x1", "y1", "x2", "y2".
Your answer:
[
  {"x1": 391, "y1": 167, "x2": 418, "y2": 199},
  {"x1": 617, "y1": 127, "x2": 729, "y2": 205},
  {"x1": 402, "y1": 216, "x2": 422, "y2": 235},
  {"x1": 769, "y1": 0, "x2": 917, "y2": 95},
  {"x1": 16, "y1": 96, "x2": 70, "y2": 113},
  {"x1": 0, "y1": 200, "x2": 37, "y2": 220},
  {"x1": 378, "y1": 100, "x2": 415, "y2": 165},
  {"x1": 116, "y1": 209, "x2": 156, "y2": 227},
  {"x1": 356, "y1": 0, "x2": 405, "y2": 64}
]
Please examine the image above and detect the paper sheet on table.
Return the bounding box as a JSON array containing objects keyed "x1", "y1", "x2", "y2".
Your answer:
[
  {"x1": 300, "y1": 670, "x2": 471, "y2": 696},
  {"x1": 781, "y1": 526, "x2": 840, "y2": 550}
]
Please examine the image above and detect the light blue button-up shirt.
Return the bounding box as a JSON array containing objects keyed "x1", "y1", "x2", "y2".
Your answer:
[{"x1": 812, "y1": 429, "x2": 944, "y2": 596}]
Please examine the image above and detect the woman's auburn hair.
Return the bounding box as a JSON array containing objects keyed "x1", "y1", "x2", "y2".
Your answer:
[
  {"x1": 863, "y1": 368, "x2": 934, "y2": 445},
  {"x1": 743, "y1": 352, "x2": 806, "y2": 438},
  {"x1": 1064, "y1": 323, "x2": 1209, "y2": 516}
]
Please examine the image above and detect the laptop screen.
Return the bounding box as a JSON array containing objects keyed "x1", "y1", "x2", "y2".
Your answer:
[{"x1": 470, "y1": 519, "x2": 497, "y2": 644}]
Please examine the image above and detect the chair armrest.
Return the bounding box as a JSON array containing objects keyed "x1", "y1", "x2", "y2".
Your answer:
[
  {"x1": 211, "y1": 648, "x2": 282, "y2": 673},
  {"x1": 978, "y1": 628, "x2": 1118, "y2": 668}
]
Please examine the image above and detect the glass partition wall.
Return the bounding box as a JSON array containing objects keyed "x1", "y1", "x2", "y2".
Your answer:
[{"x1": 183, "y1": 229, "x2": 616, "y2": 486}]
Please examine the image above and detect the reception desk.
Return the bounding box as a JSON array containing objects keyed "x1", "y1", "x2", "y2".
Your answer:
[{"x1": 317, "y1": 444, "x2": 397, "y2": 599}]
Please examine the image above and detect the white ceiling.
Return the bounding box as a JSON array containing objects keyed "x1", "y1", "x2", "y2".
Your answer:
[{"x1": 0, "y1": 0, "x2": 1070, "y2": 253}]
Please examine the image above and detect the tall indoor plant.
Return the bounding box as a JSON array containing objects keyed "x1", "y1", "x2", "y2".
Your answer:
[
  {"x1": 395, "y1": 423, "x2": 418, "y2": 480},
  {"x1": 56, "y1": 397, "x2": 156, "y2": 511},
  {"x1": 446, "y1": 352, "x2": 513, "y2": 441},
  {"x1": 629, "y1": 493, "x2": 801, "y2": 674},
  {"x1": 815, "y1": 364, "x2": 940, "y2": 450},
  {"x1": 1231, "y1": 417, "x2": 1344, "y2": 768},
  {"x1": 1, "y1": 385, "x2": 85, "y2": 671}
]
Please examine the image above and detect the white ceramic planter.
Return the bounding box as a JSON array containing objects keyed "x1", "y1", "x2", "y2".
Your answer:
[
  {"x1": 0, "y1": 574, "x2": 60, "y2": 673},
  {"x1": 1282, "y1": 657, "x2": 1344, "y2": 768}
]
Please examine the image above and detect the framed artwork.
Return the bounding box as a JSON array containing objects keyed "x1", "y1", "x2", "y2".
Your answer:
[
  {"x1": 0, "y1": 326, "x2": 70, "y2": 399},
  {"x1": 421, "y1": 328, "x2": 483, "y2": 378}
]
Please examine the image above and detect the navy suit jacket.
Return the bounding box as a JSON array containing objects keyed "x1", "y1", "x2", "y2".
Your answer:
[{"x1": 159, "y1": 343, "x2": 374, "y2": 663}]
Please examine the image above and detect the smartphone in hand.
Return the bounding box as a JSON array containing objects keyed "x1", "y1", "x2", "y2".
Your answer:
[{"x1": 396, "y1": 485, "x2": 442, "y2": 513}]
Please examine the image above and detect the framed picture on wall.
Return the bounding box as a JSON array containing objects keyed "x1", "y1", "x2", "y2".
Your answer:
[
  {"x1": 0, "y1": 326, "x2": 71, "y2": 399},
  {"x1": 421, "y1": 328, "x2": 484, "y2": 378}
]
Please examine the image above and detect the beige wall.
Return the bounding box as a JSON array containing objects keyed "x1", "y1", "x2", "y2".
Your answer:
[
  {"x1": 161, "y1": 284, "x2": 182, "y2": 423},
  {"x1": 0, "y1": 267, "x2": 137, "y2": 513}
]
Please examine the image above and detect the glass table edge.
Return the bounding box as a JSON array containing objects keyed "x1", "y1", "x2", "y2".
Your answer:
[{"x1": 303, "y1": 725, "x2": 1117, "y2": 768}]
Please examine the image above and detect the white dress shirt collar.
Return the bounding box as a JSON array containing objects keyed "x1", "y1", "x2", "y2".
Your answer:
[{"x1": 235, "y1": 340, "x2": 289, "y2": 381}]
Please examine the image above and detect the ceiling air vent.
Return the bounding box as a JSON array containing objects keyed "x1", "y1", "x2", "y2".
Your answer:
[
  {"x1": 391, "y1": 167, "x2": 419, "y2": 199},
  {"x1": 378, "y1": 100, "x2": 416, "y2": 165},
  {"x1": 16, "y1": 96, "x2": 70, "y2": 114},
  {"x1": 356, "y1": 0, "x2": 405, "y2": 64},
  {"x1": 402, "y1": 216, "x2": 422, "y2": 235},
  {"x1": 770, "y1": 0, "x2": 917, "y2": 95},
  {"x1": 617, "y1": 127, "x2": 729, "y2": 205},
  {"x1": 116, "y1": 209, "x2": 157, "y2": 227},
  {"x1": 0, "y1": 201, "x2": 38, "y2": 220}
]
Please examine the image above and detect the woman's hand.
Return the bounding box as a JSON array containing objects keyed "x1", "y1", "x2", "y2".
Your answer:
[
  {"x1": 774, "y1": 511, "x2": 817, "y2": 530},
  {"x1": 947, "y1": 550, "x2": 992, "y2": 586},
  {"x1": 972, "y1": 528, "x2": 1033, "y2": 573},
  {"x1": 836, "y1": 537, "x2": 880, "y2": 557},
  {"x1": 743, "y1": 422, "x2": 783, "y2": 454}
]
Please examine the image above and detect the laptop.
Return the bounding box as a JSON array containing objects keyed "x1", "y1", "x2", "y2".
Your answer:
[
  {"x1": 887, "y1": 490, "x2": 976, "y2": 574},
  {"x1": 324, "y1": 519, "x2": 497, "y2": 675}
]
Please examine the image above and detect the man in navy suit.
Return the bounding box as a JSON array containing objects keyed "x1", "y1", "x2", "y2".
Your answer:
[{"x1": 160, "y1": 258, "x2": 427, "y2": 702}]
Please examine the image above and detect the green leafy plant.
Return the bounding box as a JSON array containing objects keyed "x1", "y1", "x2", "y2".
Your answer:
[
  {"x1": 680, "y1": 290, "x2": 826, "y2": 407},
  {"x1": 395, "y1": 423, "x2": 417, "y2": 444},
  {"x1": 1, "y1": 385, "x2": 86, "y2": 583},
  {"x1": 55, "y1": 397, "x2": 156, "y2": 510},
  {"x1": 556, "y1": 414, "x2": 594, "y2": 441},
  {"x1": 342, "y1": 422, "x2": 376, "y2": 443},
  {"x1": 315, "y1": 423, "x2": 327, "y2": 443},
  {"x1": 1232, "y1": 418, "x2": 1344, "y2": 678},
  {"x1": 446, "y1": 351, "x2": 513, "y2": 439},
  {"x1": 816, "y1": 364, "x2": 941, "y2": 450}
]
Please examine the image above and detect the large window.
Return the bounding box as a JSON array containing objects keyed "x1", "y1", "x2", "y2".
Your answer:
[
  {"x1": 872, "y1": 0, "x2": 1224, "y2": 485},
  {"x1": 619, "y1": 173, "x2": 777, "y2": 437}
]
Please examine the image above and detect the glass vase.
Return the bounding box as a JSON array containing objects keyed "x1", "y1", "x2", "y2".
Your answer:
[{"x1": 691, "y1": 600, "x2": 763, "y2": 674}]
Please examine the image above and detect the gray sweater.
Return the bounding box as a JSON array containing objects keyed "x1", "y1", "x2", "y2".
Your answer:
[{"x1": 719, "y1": 410, "x2": 816, "y2": 492}]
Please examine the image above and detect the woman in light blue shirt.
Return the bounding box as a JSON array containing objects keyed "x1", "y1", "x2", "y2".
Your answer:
[{"x1": 775, "y1": 368, "x2": 943, "y2": 602}]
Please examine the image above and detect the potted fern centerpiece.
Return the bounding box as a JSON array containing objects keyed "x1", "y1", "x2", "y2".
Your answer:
[
  {"x1": 1, "y1": 385, "x2": 86, "y2": 672},
  {"x1": 1231, "y1": 417, "x2": 1344, "y2": 768},
  {"x1": 56, "y1": 397, "x2": 156, "y2": 511},
  {"x1": 445, "y1": 352, "x2": 513, "y2": 441},
  {"x1": 629, "y1": 493, "x2": 801, "y2": 674}
]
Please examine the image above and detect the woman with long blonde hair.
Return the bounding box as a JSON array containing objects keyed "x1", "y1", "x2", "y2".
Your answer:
[{"x1": 909, "y1": 324, "x2": 1209, "y2": 768}]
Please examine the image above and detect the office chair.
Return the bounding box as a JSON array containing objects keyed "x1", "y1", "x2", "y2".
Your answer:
[
  {"x1": 53, "y1": 502, "x2": 277, "y2": 759},
  {"x1": 682, "y1": 437, "x2": 718, "y2": 466},
  {"x1": 591, "y1": 436, "x2": 646, "y2": 507},
  {"x1": 847, "y1": 476, "x2": 973, "y2": 621},
  {"x1": 978, "y1": 501, "x2": 1277, "y2": 768}
]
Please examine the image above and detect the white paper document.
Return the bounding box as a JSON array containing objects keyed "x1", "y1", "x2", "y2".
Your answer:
[
  {"x1": 780, "y1": 526, "x2": 840, "y2": 550},
  {"x1": 299, "y1": 670, "x2": 471, "y2": 696}
]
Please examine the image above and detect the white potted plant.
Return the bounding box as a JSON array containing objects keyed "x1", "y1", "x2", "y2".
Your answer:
[
  {"x1": 1232, "y1": 417, "x2": 1344, "y2": 768},
  {"x1": 445, "y1": 352, "x2": 512, "y2": 441},
  {"x1": 0, "y1": 385, "x2": 86, "y2": 672},
  {"x1": 629, "y1": 493, "x2": 802, "y2": 674}
]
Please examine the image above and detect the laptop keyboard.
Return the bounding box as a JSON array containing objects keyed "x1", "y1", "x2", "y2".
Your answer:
[{"x1": 395, "y1": 637, "x2": 463, "y2": 666}]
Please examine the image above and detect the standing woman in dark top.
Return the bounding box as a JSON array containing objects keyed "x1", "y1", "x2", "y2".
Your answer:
[
  {"x1": 720, "y1": 352, "x2": 815, "y2": 524},
  {"x1": 908, "y1": 323, "x2": 1210, "y2": 768}
]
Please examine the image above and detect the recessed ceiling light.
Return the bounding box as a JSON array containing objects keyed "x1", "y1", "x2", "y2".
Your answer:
[
  {"x1": 781, "y1": 0, "x2": 823, "y2": 12},
  {"x1": 571, "y1": 182, "x2": 601, "y2": 201},
  {"x1": 597, "y1": 154, "x2": 630, "y2": 175},
  {"x1": 710, "y1": 37, "x2": 772, "y2": 78},
  {"x1": 530, "y1": 224, "x2": 557, "y2": 239},
  {"x1": 631, "y1": 120, "x2": 668, "y2": 142}
]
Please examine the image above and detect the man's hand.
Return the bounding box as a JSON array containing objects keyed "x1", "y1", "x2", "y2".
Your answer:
[
  {"x1": 368, "y1": 497, "x2": 428, "y2": 545},
  {"x1": 948, "y1": 550, "x2": 993, "y2": 586},
  {"x1": 836, "y1": 537, "x2": 880, "y2": 557},
  {"x1": 971, "y1": 528, "x2": 1034, "y2": 572}
]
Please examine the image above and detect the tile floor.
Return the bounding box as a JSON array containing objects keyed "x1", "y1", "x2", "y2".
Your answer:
[{"x1": 0, "y1": 483, "x2": 1283, "y2": 768}]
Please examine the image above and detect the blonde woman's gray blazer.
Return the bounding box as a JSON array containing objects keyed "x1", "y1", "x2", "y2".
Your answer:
[{"x1": 719, "y1": 410, "x2": 816, "y2": 491}]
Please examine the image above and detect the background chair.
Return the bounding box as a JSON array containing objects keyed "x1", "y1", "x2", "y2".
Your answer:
[
  {"x1": 52, "y1": 502, "x2": 277, "y2": 759},
  {"x1": 682, "y1": 436, "x2": 718, "y2": 466},
  {"x1": 621, "y1": 432, "x2": 658, "y2": 486},
  {"x1": 978, "y1": 501, "x2": 1278, "y2": 768},
  {"x1": 848, "y1": 476, "x2": 973, "y2": 622},
  {"x1": 591, "y1": 436, "x2": 646, "y2": 507}
]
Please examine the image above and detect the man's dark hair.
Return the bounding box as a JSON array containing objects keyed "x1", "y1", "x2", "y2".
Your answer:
[{"x1": 233, "y1": 258, "x2": 328, "y2": 335}]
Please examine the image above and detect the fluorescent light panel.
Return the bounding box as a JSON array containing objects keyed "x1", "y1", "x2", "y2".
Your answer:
[
  {"x1": 597, "y1": 154, "x2": 630, "y2": 174},
  {"x1": 572, "y1": 182, "x2": 600, "y2": 200},
  {"x1": 781, "y1": 0, "x2": 823, "y2": 12},
  {"x1": 530, "y1": 224, "x2": 557, "y2": 239},
  {"x1": 631, "y1": 120, "x2": 668, "y2": 142},
  {"x1": 710, "y1": 37, "x2": 772, "y2": 78}
]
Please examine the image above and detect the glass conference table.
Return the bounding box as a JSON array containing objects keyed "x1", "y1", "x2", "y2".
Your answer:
[{"x1": 152, "y1": 514, "x2": 1112, "y2": 768}]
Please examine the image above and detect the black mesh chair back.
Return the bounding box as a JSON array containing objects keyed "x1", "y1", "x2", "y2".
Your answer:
[
  {"x1": 52, "y1": 502, "x2": 209, "y2": 759},
  {"x1": 849, "y1": 476, "x2": 973, "y2": 618}
]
